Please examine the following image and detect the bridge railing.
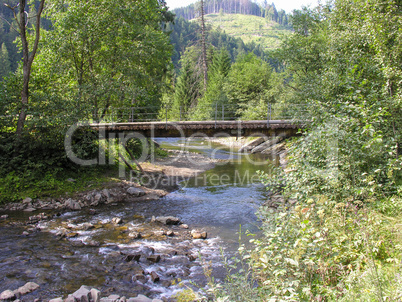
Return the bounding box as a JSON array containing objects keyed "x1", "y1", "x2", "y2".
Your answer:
[
  {"x1": 98, "y1": 103, "x2": 311, "y2": 124},
  {"x1": 0, "y1": 103, "x2": 311, "y2": 130}
]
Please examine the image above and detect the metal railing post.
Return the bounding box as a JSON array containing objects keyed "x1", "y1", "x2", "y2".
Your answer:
[
  {"x1": 222, "y1": 105, "x2": 224, "y2": 121},
  {"x1": 165, "y1": 105, "x2": 168, "y2": 130},
  {"x1": 267, "y1": 103, "x2": 271, "y2": 127},
  {"x1": 215, "y1": 103, "x2": 217, "y2": 128}
]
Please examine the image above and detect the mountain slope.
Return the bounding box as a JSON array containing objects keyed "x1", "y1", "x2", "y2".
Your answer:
[{"x1": 200, "y1": 13, "x2": 291, "y2": 51}]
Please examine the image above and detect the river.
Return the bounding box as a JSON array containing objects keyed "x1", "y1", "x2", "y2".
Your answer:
[{"x1": 0, "y1": 138, "x2": 273, "y2": 301}]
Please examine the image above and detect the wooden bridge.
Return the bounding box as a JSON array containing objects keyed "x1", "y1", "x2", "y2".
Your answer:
[{"x1": 89, "y1": 120, "x2": 304, "y2": 138}]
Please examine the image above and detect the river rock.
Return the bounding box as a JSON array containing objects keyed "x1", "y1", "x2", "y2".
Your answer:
[
  {"x1": 147, "y1": 255, "x2": 161, "y2": 263},
  {"x1": 65, "y1": 199, "x2": 81, "y2": 211},
  {"x1": 127, "y1": 187, "x2": 146, "y2": 197},
  {"x1": 0, "y1": 215, "x2": 8, "y2": 220},
  {"x1": 22, "y1": 197, "x2": 32, "y2": 204},
  {"x1": 111, "y1": 217, "x2": 123, "y2": 225},
  {"x1": 124, "y1": 254, "x2": 141, "y2": 262},
  {"x1": 49, "y1": 298, "x2": 63, "y2": 302},
  {"x1": 15, "y1": 282, "x2": 39, "y2": 295},
  {"x1": 150, "y1": 272, "x2": 159, "y2": 283},
  {"x1": 107, "y1": 295, "x2": 120, "y2": 302},
  {"x1": 128, "y1": 231, "x2": 141, "y2": 239},
  {"x1": 152, "y1": 216, "x2": 181, "y2": 225},
  {"x1": 102, "y1": 189, "x2": 111, "y2": 199},
  {"x1": 133, "y1": 274, "x2": 147, "y2": 284},
  {"x1": 0, "y1": 289, "x2": 15, "y2": 300},
  {"x1": 28, "y1": 213, "x2": 49, "y2": 223},
  {"x1": 90, "y1": 289, "x2": 101, "y2": 302},
  {"x1": 179, "y1": 224, "x2": 189, "y2": 229},
  {"x1": 127, "y1": 295, "x2": 152, "y2": 302},
  {"x1": 72, "y1": 285, "x2": 91, "y2": 302},
  {"x1": 191, "y1": 229, "x2": 207, "y2": 239},
  {"x1": 94, "y1": 193, "x2": 102, "y2": 204}
]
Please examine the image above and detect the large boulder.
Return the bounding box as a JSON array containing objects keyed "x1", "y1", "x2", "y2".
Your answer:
[
  {"x1": 152, "y1": 216, "x2": 181, "y2": 225},
  {"x1": 72, "y1": 285, "x2": 91, "y2": 302}
]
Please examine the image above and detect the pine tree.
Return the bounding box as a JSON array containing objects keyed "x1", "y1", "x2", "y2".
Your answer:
[
  {"x1": 0, "y1": 43, "x2": 11, "y2": 80},
  {"x1": 171, "y1": 58, "x2": 200, "y2": 120}
]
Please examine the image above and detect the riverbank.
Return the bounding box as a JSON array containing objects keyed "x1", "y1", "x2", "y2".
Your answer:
[{"x1": 0, "y1": 150, "x2": 216, "y2": 214}]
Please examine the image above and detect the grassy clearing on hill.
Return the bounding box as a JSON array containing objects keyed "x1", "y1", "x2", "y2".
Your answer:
[{"x1": 203, "y1": 13, "x2": 292, "y2": 50}]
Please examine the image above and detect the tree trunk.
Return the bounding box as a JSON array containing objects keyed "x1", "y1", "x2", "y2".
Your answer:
[
  {"x1": 200, "y1": 0, "x2": 208, "y2": 91},
  {"x1": 14, "y1": 0, "x2": 45, "y2": 135}
]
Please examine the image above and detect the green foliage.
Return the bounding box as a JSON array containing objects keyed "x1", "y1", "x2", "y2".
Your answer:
[
  {"x1": 0, "y1": 43, "x2": 11, "y2": 80},
  {"x1": 210, "y1": 1, "x2": 402, "y2": 300},
  {"x1": 224, "y1": 53, "x2": 273, "y2": 119}
]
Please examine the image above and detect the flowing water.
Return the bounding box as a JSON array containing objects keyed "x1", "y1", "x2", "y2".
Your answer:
[{"x1": 0, "y1": 138, "x2": 273, "y2": 301}]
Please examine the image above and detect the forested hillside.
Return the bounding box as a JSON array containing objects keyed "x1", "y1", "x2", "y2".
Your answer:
[
  {"x1": 167, "y1": 16, "x2": 271, "y2": 69},
  {"x1": 173, "y1": 0, "x2": 290, "y2": 26}
]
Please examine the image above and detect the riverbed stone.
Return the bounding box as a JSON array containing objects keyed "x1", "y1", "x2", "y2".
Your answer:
[
  {"x1": 0, "y1": 289, "x2": 15, "y2": 300},
  {"x1": 111, "y1": 217, "x2": 123, "y2": 225},
  {"x1": 191, "y1": 229, "x2": 207, "y2": 239},
  {"x1": 22, "y1": 197, "x2": 32, "y2": 204},
  {"x1": 124, "y1": 254, "x2": 141, "y2": 262},
  {"x1": 102, "y1": 189, "x2": 111, "y2": 199},
  {"x1": 65, "y1": 199, "x2": 81, "y2": 211},
  {"x1": 107, "y1": 295, "x2": 120, "y2": 302},
  {"x1": 133, "y1": 274, "x2": 147, "y2": 284},
  {"x1": 90, "y1": 289, "x2": 101, "y2": 302},
  {"x1": 15, "y1": 282, "x2": 39, "y2": 295},
  {"x1": 150, "y1": 271, "x2": 160, "y2": 282},
  {"x1": 147, "y1": 255, "x2": 161, "y2": 263},
  {"x1": 94, "y1": 193, "x2": 102, "y2": 204},
  {"x1": 127, "y1": 295, "x2": 152, "y2": 302},
  {"x1": 49, "y1": 298, "x2": 63, "y2": 302},
  {"x1": 128, "y1": 231, "x2": 141, "y2": 239},
  {"x1": 127, "y1": 187, "x2": 146, "y2": 197},
  {"x1": 72, "y1": 285, "x2": 91, "y2": 302},
  {"x1": 0, "y1": 215, "x2": 8, "y2": 220},
  {"x1": 153, "y1": 216, "x2": 181, "y2": 225}
]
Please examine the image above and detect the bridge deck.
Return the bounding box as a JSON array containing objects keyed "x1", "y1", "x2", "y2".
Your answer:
[{"x1": 89, "y1": 120, "x2": 304, "y2": 138}]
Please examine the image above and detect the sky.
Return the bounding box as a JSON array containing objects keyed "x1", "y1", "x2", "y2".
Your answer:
[{"x1": 165, "y1": 0, "x2": 320, "y2": 13}]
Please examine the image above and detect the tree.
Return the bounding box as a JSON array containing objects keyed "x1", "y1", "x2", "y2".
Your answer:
[
  {"x1": 171, "y1": 49, "x2": 201, "y2": 119},
  {"x1": 5, "y1": 0, "x2": 45, "y2": 135},
  {"x1": 192, "y1": 47, "x2": 232, "y2": 119},
  {"x1": 224, "y1": 53, "x2": 273, "y2": 119},
  {"x1": 199, "y1": 0, "x2": 208, "y2": 90},
  {"x1": 0, "y1": 43, "x2": 11, "y2": 80},
  {"x1": 40, "y1": 0, "x2": 173, "y2": 121}
]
